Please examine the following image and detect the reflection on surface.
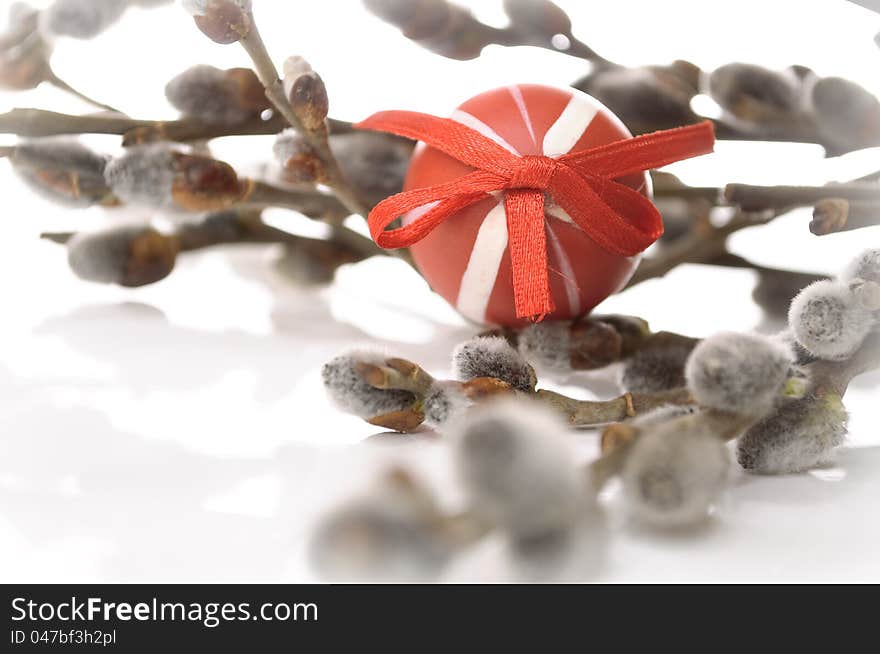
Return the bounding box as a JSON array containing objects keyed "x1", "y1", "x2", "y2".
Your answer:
[{"x1": 0, "y1": 263, "x2": 877, "y2": 580}]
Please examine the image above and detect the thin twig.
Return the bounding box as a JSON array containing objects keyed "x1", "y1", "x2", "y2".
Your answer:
[
  {"x1": 537, "y1": 387, "x2": 693, "y2": 427},
  {"x1": 0, "y1": 108, "x2": 153, "y2": 137},
  {"x1": 41, "y1": 212, "x2": 382, "y2": 263},
  {"x1": 725, "y1": 183, "x2": 880, "y2": 211},
  {"x1": 45, "y1": 70, "x2": 122, "y2": 115},
  {"x1": 0, "y1": 108, "x2": 353, "y2": 143},
  {"x1": 808, "y1": 334, "x2": 880, "y2": 398},
  {"x1": 492, "y1": 24, "x2": 617, "y2": 68},
  {"x1": 345, "y1": 327, "x2": 702, "y2": 431},
  {"x1": 241, "y1": 180, "x2": 348, "y2": 218},
  {"x1": 237, "y1": 20, "x2": 371, "y2": 220}
]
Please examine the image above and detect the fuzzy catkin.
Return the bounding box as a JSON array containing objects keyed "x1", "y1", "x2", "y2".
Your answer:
[
  {"x1": 811, "y1": 77, "x2": 880, "y2": 153},
  {"x1": 321, "y1": 351, "x2": 416, "y2": 420},
  {"x1": 452, "y1": 336, "x2": 537, "y2": 392},
  {"x1": 165, "y1": 65, "x2": 253, "y2": 125},
  {"x1": 103, "y1": 145, "x2": 176, "y2": 209},
  {"x1": 842, "y1": 249, "x2": 880, "y2": 284},
  {"x1": 310, "y1": 476, "x2": 449, "y2": 582},
  {"x1": 66, "y1": 225, "x2": 145, "y2": 284},
  {"x1": 330, "y1": 132, "x2": 411, "y2": 208},
  {"x1": 685, "y1": 331, "x2": 793, "y2": 415},
  {"x1": 789, "y1": 280, "x2": 873, "y2": 361},
  {"x1": 737, "y1": 394, "x2": 848, "y2": 474},
  {"x1": 422, "y1": 381, "x2": 470, "y2": 427},
  {"x1": 11, "y1": 140, "x2": 110, "y2": 207},
  {"x1": 43, "y1": 0, "x2": 128, "y2": 39},
  {"x1": 12, "y1": 140, "x2": 108, "y2": 177},
  {"x1": 621, "y1": 417, "x2": 730, "y2": 527},
  {"x1": 453, "y1": 400, "x2": 585, "y2": 541},
  {"x1": 573, "y1": 66, "x2": 696, "y2": 133},
  {"x1": 773, "y1": 329, "x2": 818, "y2": 366},
  {"x1": 707, "y1": 63, "x2": 799, "y2": 119},
  {"x1": 619, "y1": 344, "x2": 693, "y2": 394},
  {"x1": 517, "y1": 322, "x2": 572, "y2": 372},
  {"x1": 273, "y1": 129, "x2": 306, "y2": 165}
]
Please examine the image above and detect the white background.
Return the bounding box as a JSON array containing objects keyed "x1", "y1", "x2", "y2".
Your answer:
[{"x1": 0, "y1": 0, "x2": 878, "y2": 582}]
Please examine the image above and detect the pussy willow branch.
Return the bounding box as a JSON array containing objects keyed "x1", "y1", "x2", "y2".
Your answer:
[
  {"x1": 237, "y1": 17, "x2": 370, "y2": 220},
  {"x1": 1, "y1": 2, "x2": 121, "y2": 113},
  {"x1": 371, "y1": 361, "x2": 695, "y2": 429},
  {"x1": 0, "y1": 107, "x2": 353, "y2": 143},
  {"x1": 477, "y1": 17, "x2": 616, "y2": 67},
  {"x1": 629, "y1": 175, "x2": 879, "y2": 289},
  {"x1": 242, "y1": 181, "x2": 347, "y2": 218},
  {"x1": 370, "y1": 2, "x2": 875, "y2": 154},
  {"x1": 41, "y1": 210, "x2": 380, "y2": 262},
  {"x1": 593, "y1": 333, "x2": 880, "y2": 478},
  {"x1": 360, "y1": 320, "x2": 701, "y2": 429},
  {"x1": 0, "y1": 111, "x2": 406, "y2": 265}
]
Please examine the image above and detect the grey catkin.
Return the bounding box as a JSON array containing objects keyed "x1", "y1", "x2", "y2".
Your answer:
[
  {"x1": 621, "y1": 416, "x2": 730, "y2": 527},
  {"x1": 321, "y1": 351, "x2": 416, "y2": 419},
  {"x1": 619, "y1": 344, "x2": 693, "y2": 393},
  {"x1": 737, "y1": 394, "x2": 848, "y2": 474},
  {"x1": 103, "y1": 145, "x2": 177, "y2": 209},
  {"x1": 685, "y1": 331, "x2": 793, "y2": 415},
  {"x1": 422, "y1": 381, "x2": 470, "y2": 427},
  {"x1": 66, "y1": 225, "x2": 145, "y2": 284},
  {"x1": 789, "y1": 280, "x2": 873, "y2": 361},
  {"x1": 452, "y1": 336, "x2": 537, "y2": 392},
  {"x1": 453, "y1": 399, "x2": 585, "y2": 542},
  {"x1": 517, "y1": 322, "x2": 572, "y2": 372},
  {"x1": 165, "y1": 65, "x2": 254, "y2": 125}
]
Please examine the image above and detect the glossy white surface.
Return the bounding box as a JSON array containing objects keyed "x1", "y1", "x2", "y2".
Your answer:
[{"x1": 0, "y1": 0, "x2": 878, "y2": 582}]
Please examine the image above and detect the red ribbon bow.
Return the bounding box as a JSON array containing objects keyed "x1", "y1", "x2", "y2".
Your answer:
[{"x1": 355, "y1": 110, "x2": 715, "y2": 320}]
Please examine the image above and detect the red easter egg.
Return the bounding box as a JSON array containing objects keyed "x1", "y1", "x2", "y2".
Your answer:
[{"x1": 402, "y1": 84, "x2": 651, "y2": 327}]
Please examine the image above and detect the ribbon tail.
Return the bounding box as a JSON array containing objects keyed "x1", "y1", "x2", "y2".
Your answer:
[
  {"x1": 504, "y1": 190, "x2": 555, "y2": 320},
  {"x1": 561, "y1": 121, "x2": 716, "y2": 179}
]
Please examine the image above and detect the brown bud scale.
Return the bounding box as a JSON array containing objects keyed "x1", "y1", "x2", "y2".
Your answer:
[
  {"x1": 121, "y1": 229, "x2": 179, "y2": 287},
  {"x1": 289, "y1": 72, "x2": 329, "y2": 132},
  {"x1": 193, "y1": 1, "x2": 252, "y2": 44},
  {"x1": 170, "y1": 153, "x2": 247, "y2": 211}
]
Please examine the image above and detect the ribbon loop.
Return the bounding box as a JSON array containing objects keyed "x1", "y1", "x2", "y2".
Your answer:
[{"x1": 355, "y1": 109, "x2": 715, "y2": 321}]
